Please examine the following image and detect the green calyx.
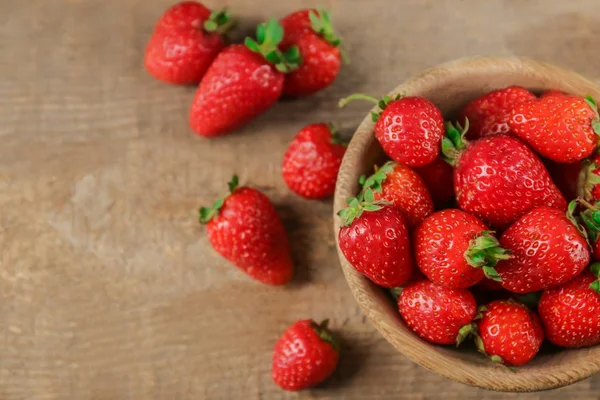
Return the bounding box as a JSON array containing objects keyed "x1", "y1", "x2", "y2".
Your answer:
[
  {"x1": 244, "y1": 19, "x2": 301, "y2": 73},
  {"x1": 456, "y1": 322, "x2": 477, "y2": 347},
  {"x1": 584, "y1": 95, "x2": 600, "y2": 136},
  {"x1": 338, "y1": 93, "x2": 403, "y2": 122},
  {"x1": 359, "y1": 161, "x2": 395, "y2": 193},
  {"x1": 515, "y1": 291, "x2": 542, "y2": 310},
  {"x1": 590, "y1": 262, "x2": 600, "y2": 294},
  {"x1": 310, "y1": 319, "x2": 340, "y2": 352},
  {"x1": 464, "y1": 230, "x2": 510, "y2": 282},
  {"x1": 573, "y1": 198, "x2": 600, "y2": 245},
  {"x1": 441, "y1": 119, "x2": 470, "y2": 167},
  {"x1": 308, "y1": 9, "x2": 349, "y2": 64},
  {"x1": 389, "y1": 286, "x2": 403, "y2": 300},
  {"x1": 203, "y1": 9, "x2": 235, "y2": 34},
  {"x1": 337, "y1": 187, "x2": 388, "y2": 226},
  {"x1": 198, "y1": 175, "x2": 239, "y2": 224},
  {"x1": 328, "y1": 123, "x2": 347, "y2": 146},
  {"x1": 577, "y1": 158, "x2": 600, "y2": 202}
]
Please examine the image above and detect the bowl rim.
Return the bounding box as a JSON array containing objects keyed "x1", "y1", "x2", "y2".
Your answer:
[{"x1": 333, "y1": 56, "x2": 600, "y2": 392}]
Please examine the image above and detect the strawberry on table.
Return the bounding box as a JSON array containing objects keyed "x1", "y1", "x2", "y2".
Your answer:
[
  {"x1": 414, "y1": 156, "x2": 455, "y2": 208},
  {"x1": 508, "y1": 94, "x2": 600, "y2": 163},
  {"x1": 442, "y1": 122, "x2": 566, "y2": 229},
  {"x1": 272, "y1": 319, "x2": 339, "y2": 391},
  {"x1": 189, "y1": 19, "x2": 301, "y2": 137},
  {"x1": 398, "y1": 280, "x2": 477, "y2": 345},
  {"x1": 360, "y1": 161, "x2": 434, "y2": 228},
  {"x1": 282, "y1": 123, "x2": 346, "y2": 199},
  {"x1": 199, "y1": 175, "x2": 293, "y2": 285},
  {"x1": 460, "y1": 86, "x2": 536, "y2": 139},
  {"x1": 496, "y1": 204, "x2": 590, "y2": 294},
  {"x1": 476, "y1": 300, "x2": 544, "y2": 366},
  {"x1": 338, "y1": 189, "x2": 414, "y2": 287},
  {"x1": 414, "y1": 209, "x2": 510, "y2": 289},
  {"x1": 144, "y1": 2, "x2": 233, "y2": 84},
  {"x1": 339, "y1": 94, "x2": 444, "y2": 167},
  {"x1": 280, "y1": 9, "x2": 344, "y2": 96},
  {"x1": 538, "y1": 265, "x2": 600, "y2": 348}
]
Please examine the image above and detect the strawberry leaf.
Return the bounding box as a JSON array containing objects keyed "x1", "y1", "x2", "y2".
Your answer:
[
  {"x1": 311, "y1": 319, "x2": 340, "y2": 352},
  {"x1": 456, "y1": 323, "x2": 477, "y2": 347},
  {"x1": 465, "y1": 231, "x2": 510, "y2": 280},
  {"x1": 442, "y1": 119, "x2": 470, "y2": 166},
  {"x1": 244, "y1": 19, "x2": 300, "y2": 73},
  {"x1": 244, "y1": 37, "x2": 261, "y2": 53},
  {"x1": 204, "y1": 9, "x2": 235, "y2": 34}
]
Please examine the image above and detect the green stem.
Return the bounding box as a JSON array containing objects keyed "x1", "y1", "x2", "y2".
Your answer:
[{"x1": 338, "y1": 93, "x2": 379, "y2": 108}]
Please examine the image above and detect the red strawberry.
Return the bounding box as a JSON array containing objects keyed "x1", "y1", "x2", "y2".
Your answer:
[
  {"x1": 144, "y1": 2, "x2": 233, "y2": 84},
  {"x1": 544, "y1": 158, "x2": 581, "y2": 201},
  {"x1": 280, "y1": 9, "x2": 343, "y2": 96},
  {"x1": 189, "y1": 20, "x2": 300, "y2": 137},
  {"x1": 496, "y1": 205, "x2": 590, "y2": 294},
  {"x1": 460, "y1": 86, "x2": 536, "y2": 139},
  {"x1": 540, "y1": 89, "x2": 566, "y2": 98},
  {"x1": 414, "y1": 156, "x2": 455, "y2": 208},
  {"x1": 398, "y1": 280, "x2": 477, "y2": 345},
  {"x1": 338, "y1": 190, "x2": 413, "y2": 287},
  {"x1": 272, "y1": 319, "x2": 339, "y2": 391},
  {"x1": 577, "y1": 152, "x2": 600, "y2": 202},
  {"x1": 282, "y1": 123, "x2": 346, "y2": 199},
  {"x1": 339, "y1": 94, "x2": 444, "y2": 167},
  {"x1": 538, "y1": 266, "x2": 600, "y2": 348},
  {"x1": 508, "y1": 94, "x2": 600, "y2": 163},
  {"x1": 442, "y1": 124, "x2": 566, "y2": 229},
  {"x1": 476, "y1": 300, "x2": 544, "y2": 366},
  {"x1": 360, "y1": 161, "x2": 434, "y2": 228},
  {"x1": 414, "y1": 209, "x2": 510, "y2": 288},
  {"x1": 199, "y1": 175, "x2": 293, "y2": 285}
]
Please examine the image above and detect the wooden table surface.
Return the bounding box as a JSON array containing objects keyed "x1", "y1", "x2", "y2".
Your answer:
[{"x1": 2, "y1": 0, "x2": 600, "y2": 399}]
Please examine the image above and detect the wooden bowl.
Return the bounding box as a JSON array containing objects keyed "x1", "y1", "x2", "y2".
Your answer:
[{"x1": 333, "y1": 56, "x2": 600, "y2": 392}]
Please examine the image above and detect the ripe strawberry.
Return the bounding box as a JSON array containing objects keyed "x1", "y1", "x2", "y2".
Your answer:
[
  {"x1": 538, "y1": 266, "x2": 600, "y2": 348},
  {"x1": 442, "y1": 123, "x2": 566, "y2": 229},
  {"x1": 414, "y1": 209, "x2": 510, "y2": 289},
  {"x1": 272, "y1": 319, "x2": 339, "y2": 391},
  {"x1": 476, "y1": 300, "x2": 544, "y2": 366},
  {"x1": 414, "y1": 156, "x2": 455, "y2": 208},
  {"x1": 540, "y1": 89, "x2": 566, "y2": 98},
  {"x1": 280, "y1": 9, "x2": 343, "y2": 96},
  {"x1": 199, "y1": 175, "x2": 293, "y2": 285},
  {"x1": 144, "y1": 2, "x2": 233, "y2": 84},
  {"x1": 282, "y1": 123, "x2": 346, "y2": 199},
  {"x1": 339, "y1": 94, "x2": 444, "y2": 167},
  {"x1": 460, "y1": 86, "x2": 536, "y2": 139},
  {"x1": 360, "y1": 161, "x2": 434, "y2": 228},
  {"x1": 577, "y1": 152, "x2": 600, "y2": 202},
  {"x1": 338, "y1": 189, "x2": 413, "y2": 287},
  {"x1": 508, "y1": 94, "x2": 600, "y2": 163},
  {"x1": 189, "y1": 19, "x2": 301, "y2": 137},
  {"x1": 398, "y1": 280, "x2": 477, "y2": 345},
  {"x1": 496, "y1": 205, "x2": 590, "y2": 294}
]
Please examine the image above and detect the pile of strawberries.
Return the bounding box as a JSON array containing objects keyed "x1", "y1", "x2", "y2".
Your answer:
[
  {"x1": 146, "y1": 2, "x2": 348, "y2": 391},
  {"x1": 338, "y1": 85, "x2": 600, "y2": 366}
]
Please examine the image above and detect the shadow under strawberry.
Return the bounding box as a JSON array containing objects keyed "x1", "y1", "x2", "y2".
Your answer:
[{"x1": 275, "y1": 202, "x2": 314, "y2": 286}]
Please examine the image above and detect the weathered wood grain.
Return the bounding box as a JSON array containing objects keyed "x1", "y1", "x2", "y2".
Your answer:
[{"x1": 1, "y1": 0, "x2": 600, "y2": 399}]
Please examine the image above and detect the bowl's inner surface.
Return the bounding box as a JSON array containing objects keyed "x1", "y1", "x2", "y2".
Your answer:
[{"x1": 334, "y1": 57, "x2": 600, "y2": 392}]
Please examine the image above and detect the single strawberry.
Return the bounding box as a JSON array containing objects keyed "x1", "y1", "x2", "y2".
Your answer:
[
  {"x1": 272, "y1": 319, "x2": 339, "y2": 391},
  {"x1": 199, "y1": 175, "x2": 293, "y2": 285},
  {"x1": 339, "y1": 94, "x2": 444, "y2": 167},
  {"x1": 577, "y1": 152, "x2": 600, "y2": 202},
  {"x1": 338, "y1": 189, "x2": 413, "y2": 287},
  {"x1": 538, "y1": 265, "x2": 600, "y2": 348},
  {"x1": 414, "y1": 156, "x2": 455, "y2": 208},
  {"x1": 144, "y1": 2, "x2": 233, "y2": 84},
  {"x1": 460, "y1": 86, "x2": 536, "y2": 139},
  {"x1": 544, "y1": 158, "x2": 581, "y2": 201},
  {"x1": 442, "y1": 123, "x2": 566, "y2": 229},
  {"x1": 189, "y1": 19, "x2": 300, "y2": 137},
  {"x1": 282, "y1": 123, "x2": 346, "y2": 199},
  {"x1": 280, "y1": 9, "x2": 344, "y2": 96},
  {"x1": 398, "y1": 280, "x2": 477, "y2": 345},
  {"x1": 414, "y1": 209, "x2": 510, "y2": 289},
  {"x1": 540, "y1": 89, "x2": 566, "y2": 98},
  {"x1": 508, "y1": 94, "x2": 600, "y2": 163},
  {"x1": 476, "y1": 300, "x2": 544, "y2": 366},
  {"x1": 496, "y1": 204, "x2": 590, "y2": 294},
  {"x1": 360, "y1": 161, "x2": 434, "y2": 228}
]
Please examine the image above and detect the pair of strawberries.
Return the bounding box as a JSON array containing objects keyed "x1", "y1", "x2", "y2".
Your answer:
[
  {"x1": 338, "y1": 86, "x2": 600, "y2": 366},
  {"x1": 144, "y1": 2, "x2": 343, "y2": 137}
]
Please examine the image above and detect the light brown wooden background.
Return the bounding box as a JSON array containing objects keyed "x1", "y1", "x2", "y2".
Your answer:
[{"x1": 1, "y1": 0, "x2": 600, "y2": 399}]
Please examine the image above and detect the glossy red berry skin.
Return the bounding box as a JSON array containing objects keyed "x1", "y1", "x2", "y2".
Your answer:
[
  {"x1": 414, "y1": 156, "x2": 455, "y2": 208},
  {"x1": 338, "y1": 206, "x2": 413, "y2": 288},
  {"x1": 399, "y1": 280, "x2": 477, "y2": 345}
]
